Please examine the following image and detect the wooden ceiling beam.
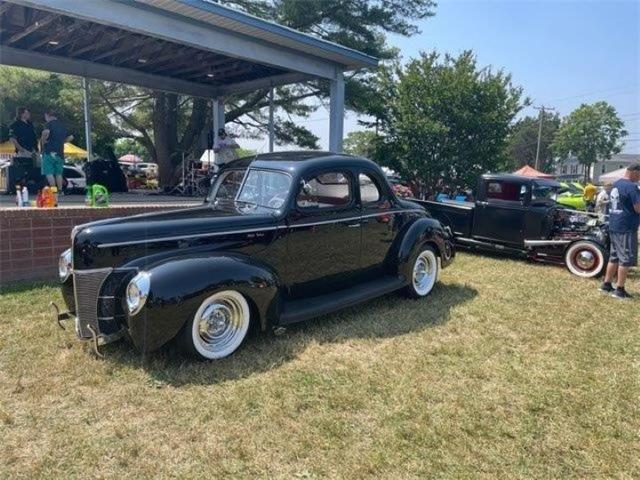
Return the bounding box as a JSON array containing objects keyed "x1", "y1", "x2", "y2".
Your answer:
[
  {"x1": 0, "y1": 3, "x2": 13, "y2": 17},
  {"x1": 6, "y1": 13, "x2": 56, "y2": 44},
  {"x1": 185, "y1": 65, "x2": 255, "y2": 82},
  {"x1": 91, "y1": 36, "x2": 144, "y2": 61},
  {"x1": 42, "y1": 21, "x2": 85, "y2": 52},
  {"x1": 151, "y1": 55, "x2": 231, "y2": 75},
  {"x1": 133, "y1": 46, "x2": 190, "y2": 69},
  {"x1": 114, "y1": 40, "x2": 166, "y2": 66}
]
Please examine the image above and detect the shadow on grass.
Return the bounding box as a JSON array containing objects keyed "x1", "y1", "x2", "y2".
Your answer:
[{"x1": 101, "y1": 282, "x2": 477, "y2": 386}]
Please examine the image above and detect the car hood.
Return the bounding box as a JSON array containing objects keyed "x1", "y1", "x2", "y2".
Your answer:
[{"x1": 73, "y1": 204, "x2": 278, "y2": 249}]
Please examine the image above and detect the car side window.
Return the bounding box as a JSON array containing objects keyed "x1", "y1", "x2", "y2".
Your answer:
[
  {"x1": 359, "y1": 173, "x2": 382, "y2": 204},
  {"x1": 486, "y1": 181, "x2": 527, "y2": 203},
  {"x1": 297, "y1": 171, "x2": 352, "y2": 209}
]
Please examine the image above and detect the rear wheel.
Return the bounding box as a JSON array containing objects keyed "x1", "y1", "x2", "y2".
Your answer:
[
  {"x1": 179, "y1": 290, "x2": 251, "y2": 360},
  {"x1": 404, "y1": 246, "x2": 439, "y2": 298},
  {"x1": 564, "y1": 241, "x2": 606, "y2": 278}
]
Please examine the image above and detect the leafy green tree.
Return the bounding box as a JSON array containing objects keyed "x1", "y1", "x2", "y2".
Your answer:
[
  {"x1": 343, "y1": 130, "x2": 378, "y2": 157},
  {"x1": 506, "y1": 112, "x2": 560, "y2": 172},
  {"x1": 372, "y1": 51, "x2": 526, "y2": 197},
  {"x1": 113, "y1": 138, "x2": 149, "y2": 161},
  {"x1": 551, "y1": 101, "x2": 627, "y2": 182}
]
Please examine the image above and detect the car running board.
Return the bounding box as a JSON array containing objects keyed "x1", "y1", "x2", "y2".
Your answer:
[
  {"x1": 280, "y1": 276, "x2": 406, "y2": 325},
  {"x1": 456, "y1": 237, "x2": 526, "y2": 257}
]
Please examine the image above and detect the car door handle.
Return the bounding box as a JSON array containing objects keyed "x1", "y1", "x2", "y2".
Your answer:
[{"x1": 346, "y1": 223, "x2": 361, "y2": 228}]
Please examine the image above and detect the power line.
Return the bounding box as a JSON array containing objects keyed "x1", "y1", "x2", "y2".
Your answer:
[{"x1": 545, "y1": 85, "x2": 637, "y2": 104}]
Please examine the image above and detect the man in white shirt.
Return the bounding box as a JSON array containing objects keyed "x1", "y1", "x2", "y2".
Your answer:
[{"x1": 213, "y1": 128, "x2": 240, "y2": 171}]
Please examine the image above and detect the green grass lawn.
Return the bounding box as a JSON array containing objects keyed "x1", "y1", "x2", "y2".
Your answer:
[{"x1": 1, "y1": 253, "x2": 638, "y2": 479}]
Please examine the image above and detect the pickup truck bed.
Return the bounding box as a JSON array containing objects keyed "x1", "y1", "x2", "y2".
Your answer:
[{"x1": 413, "y1": 199, "x2": 475, "y2": 238}]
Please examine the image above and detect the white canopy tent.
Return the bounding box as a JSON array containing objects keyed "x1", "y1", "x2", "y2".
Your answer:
[{"x1": 599, "y1": 168, "x2": 629, "y2": 184}]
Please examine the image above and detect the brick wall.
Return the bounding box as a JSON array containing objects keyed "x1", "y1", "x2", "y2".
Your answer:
[{"x1": 0, "y1": 205, "x2": 190, "y2": 285}]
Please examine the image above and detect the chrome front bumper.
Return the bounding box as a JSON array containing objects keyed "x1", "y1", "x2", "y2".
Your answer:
[{"x1": 50, "y1": 301, "x2": 125, "y2": 357}]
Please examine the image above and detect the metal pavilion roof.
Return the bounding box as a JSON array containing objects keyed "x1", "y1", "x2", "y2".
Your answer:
[{"x1": 0, "y1": 0, "x2": 378, "y2": 98}]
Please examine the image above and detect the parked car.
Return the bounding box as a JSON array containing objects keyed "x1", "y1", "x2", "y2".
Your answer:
[
  {"x1": 53, "y1": 152, "x2": 455, "y2": 359},
  {"x1": 137, "y1": 162, "x2": 158, "y2": 177},
  {"x1": 418, "y1": 174, "x2": 609, "y2": 278},
  {"x1": 555, "y1": 182, "x2": 586, "y2": 210},
  {"x1": 63, "y1": 163, "x2": 87, "y2": 192}
]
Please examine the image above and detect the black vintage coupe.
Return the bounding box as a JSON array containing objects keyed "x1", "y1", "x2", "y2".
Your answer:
[
  {"x1": 419, "y1": 174, "x2": 609, "y2": 278},
  {"x1": 54, "y1": 152, "x2": 454, "y2": 360}
]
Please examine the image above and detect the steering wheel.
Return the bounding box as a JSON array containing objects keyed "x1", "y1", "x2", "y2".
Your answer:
[{"x1": 268, "y1": 194, "x2": 286, "y2": 209}]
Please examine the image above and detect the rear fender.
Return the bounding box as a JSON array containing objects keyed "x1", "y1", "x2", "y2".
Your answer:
[
  {"x1": 127, "y1": 254, "x2": 280, "y2": 352},
  {"x1": 391, "y1": 217, "x2": 452, "y2": 280}
]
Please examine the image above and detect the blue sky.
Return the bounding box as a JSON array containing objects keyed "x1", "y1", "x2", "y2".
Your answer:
[{"x1": 251, "y1": 0, "x2": 639, "y2": 154}]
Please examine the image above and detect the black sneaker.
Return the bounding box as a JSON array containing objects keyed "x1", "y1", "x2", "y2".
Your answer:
[
  {"x1": 599, "y1": 282, "x2": 614, "y2": 293},
  {"x1": 611, "y1": 288, "x2": 632, "y2": 300}
]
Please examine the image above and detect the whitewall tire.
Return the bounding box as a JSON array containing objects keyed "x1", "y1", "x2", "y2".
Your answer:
[
  {"x1": 564, "y1": 241, "x2": 606, "y2": 278},
  {"x1": 405, "y1": 246, "x2": 439, "y2": 298},
  {"x1": 180, "y1": 290, "x2": 251, "y2": 360}
]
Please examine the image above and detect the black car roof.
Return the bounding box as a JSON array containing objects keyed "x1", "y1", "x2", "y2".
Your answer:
[
  {"x1": 220, "y1": 151, "x2": 382, "y2": 175},
  {"x1": 483, "y1": 173, "x2": 561, "y2": 188}
]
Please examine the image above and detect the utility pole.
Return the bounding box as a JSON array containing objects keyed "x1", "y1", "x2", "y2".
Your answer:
[{"x1": 533, "y1": 105, "x2": 555, "y2": 171}]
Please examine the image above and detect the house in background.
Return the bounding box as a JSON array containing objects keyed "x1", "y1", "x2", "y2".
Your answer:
[{"x1": 554, "y1": 153, "x2": 640, "y2": 182}]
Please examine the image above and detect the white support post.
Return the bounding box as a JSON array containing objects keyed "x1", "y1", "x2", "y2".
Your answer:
[
  {"x1": 329, "y1": 70, "x2": 345, "y2": 152},
  {"x1": 212, "y1": 98, "x2": 225, "y2": 165},
  {"x1": 268, "y1": 88, "x2": 275, "y2": 153},
  {"x1": 82, "y1": 77, "x2": 93, "y2": 161}
]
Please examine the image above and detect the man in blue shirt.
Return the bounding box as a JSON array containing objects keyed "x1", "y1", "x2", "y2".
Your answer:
[{"x1": 599, "y1": 164, "x2": 640, "y2": 299}]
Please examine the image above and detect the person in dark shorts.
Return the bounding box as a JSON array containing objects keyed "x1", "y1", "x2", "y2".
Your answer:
[
  {"x1": 599, "y1": 163, "x2": 640, "y2": 299},
  {"x1": 41, "y1": 109, "x2": 73, "y2": 190},
  {"x1": 9, "y1": 107, "x2": 38, "y2": 158}
]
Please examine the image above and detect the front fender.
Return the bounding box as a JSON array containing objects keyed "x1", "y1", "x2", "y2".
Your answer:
[
  {"x1": 392, "y1": 217, "x2": 454, "y2": 280},
  {"x1": 126, "y1": 254, "x2": 280, "y2": 352}
]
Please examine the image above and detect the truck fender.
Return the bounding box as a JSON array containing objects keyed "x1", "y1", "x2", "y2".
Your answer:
[
  {"x1": 391, "y1": 217, "x2": 451, "y2": 280},
  {"x1": 126, "y1": 254, "x2": 280, "y2": 352}
]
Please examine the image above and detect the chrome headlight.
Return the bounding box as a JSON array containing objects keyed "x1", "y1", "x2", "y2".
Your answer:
[
  {"x1": 58, "y1": 249, "x2": 72, "y2": 281},
  {"x1": 126, "y1": 271, "x2": 151, "y2": 315}
]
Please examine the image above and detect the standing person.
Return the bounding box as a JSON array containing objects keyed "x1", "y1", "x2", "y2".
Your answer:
[
  {"x1": 599, "y1": 164, "x2": 640, "y2": 299},
  {"x1": 212, "y1": 128, "x2": 240, "y2": 171},
  {"x1": 41, "y1": 109, "x2": 73, "y2": 190},
  {"x1": 595, "y1": 182, "x2": 613, "y2": 222},
  {"x1": 583, "y1": 183, "x2": 598, "y2": 211},
  {"x1": 9, "y1": 107, "x2": 38, "y2": 158}
]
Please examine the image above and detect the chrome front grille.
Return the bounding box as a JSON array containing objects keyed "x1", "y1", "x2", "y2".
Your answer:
[{"x1": 73, "y1": 268, "x2": 113, "y2": 338}]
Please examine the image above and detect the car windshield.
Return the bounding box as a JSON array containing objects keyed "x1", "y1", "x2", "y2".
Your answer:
[{"x1": 209, "y1": 168, "x2": 292, "y2": 214}]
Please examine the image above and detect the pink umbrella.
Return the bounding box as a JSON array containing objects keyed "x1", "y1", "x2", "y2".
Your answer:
[{"x1": 119, "y1": 154, "x2": 143, "y2": 163}]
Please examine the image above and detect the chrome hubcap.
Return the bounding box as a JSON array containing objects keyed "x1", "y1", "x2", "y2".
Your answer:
[
  {"x1": 195, "y1": 295, "x2": 246, "y2": 354},
  {"x1": 575, "y1": 250, "x2": 596, "y2": 270},
  {"x1": 413, "y1": 251, "x2": 436, "y2": 295}
]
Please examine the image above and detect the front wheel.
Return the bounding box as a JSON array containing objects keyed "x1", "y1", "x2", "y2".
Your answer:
[
  {"x1": 179, "y1": 290, "x2": 251, "y2": 360},
  {"x1": 564, "y1": 241, "x2": 606, "y2": 278},
  {"x1": 404, "y1": 246, "x2": 440, "y2": 298}
]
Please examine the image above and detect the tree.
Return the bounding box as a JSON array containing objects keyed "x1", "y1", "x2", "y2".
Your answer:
[
  {"x1": 343, "y1": 130, "x2": 378, "y2": 157},
  {"x1": 551, "y1": 101, "x2": 627, "y2": 182},
  {"x1": 95, "y1": 0, "x2": 437, "y2": 187},
  {"x1": 372, "y1": 51, "x2": 526, "y2": 197},
  {"x1": 506, "y1": 112, "x2": 560, "y2": 172},
  {"x1": 114, "y1": 138, "x2": 149, "y2": 161}
]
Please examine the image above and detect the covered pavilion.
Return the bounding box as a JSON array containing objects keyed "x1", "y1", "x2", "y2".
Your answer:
[{"x1": 0, "y1": 0, "x2": 378, "y2": 158}]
